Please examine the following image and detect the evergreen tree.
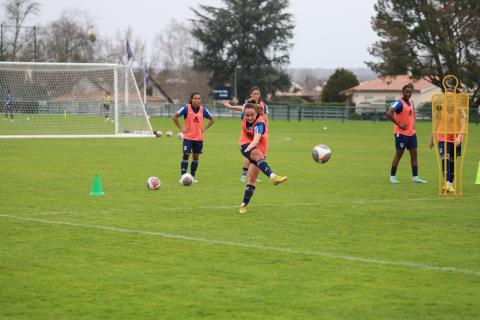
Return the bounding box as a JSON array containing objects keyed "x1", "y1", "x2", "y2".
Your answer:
[
  {"x1": 322, "y1": 68, "x2": 359, "y2": 103},
  {"x1": 191, "y1": 0, "x2": 294, "y2": 100}
]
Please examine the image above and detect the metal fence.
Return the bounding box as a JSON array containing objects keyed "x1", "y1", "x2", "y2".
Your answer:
[{"x1": 145, "y1": 103, "x2": 480, "y2": 125}]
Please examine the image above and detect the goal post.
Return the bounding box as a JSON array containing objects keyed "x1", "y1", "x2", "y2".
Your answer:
[{"x1": 0, "y1": 62, "x2": 154, "y2": 138}]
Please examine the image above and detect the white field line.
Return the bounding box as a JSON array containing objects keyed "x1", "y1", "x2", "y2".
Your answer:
[
  {"x1": 1, "y1": 213, "x2": 479, "y2": 277},
  {"x1": 21, "y1": 197, "x2": 450, "y2": 216}
]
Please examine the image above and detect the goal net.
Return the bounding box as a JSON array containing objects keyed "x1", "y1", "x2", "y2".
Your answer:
[{"x1": 0, "y1": 62, "x2": 154, "y2": 138}]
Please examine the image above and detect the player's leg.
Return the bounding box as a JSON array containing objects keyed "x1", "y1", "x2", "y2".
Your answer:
[
  {"x1": 390, "y1": 134, "x2": 405, "y2": 183},
  {"x1": 240, "y1": 164, "x2": 259, "y2": 214},
  {"x1": 409, "y1": 148, "x2": 427, "y2": 183},
  {"x1": 103, "y1": 105, "x2": 109, "y2": 121},
  {"x1": 180, "y1": 140, "x2": 192, "y2": 182},
  {"x1": 7, "y1": 103, "x2": 13, "y2": 119},
  {"x1": 247, "y1": 147, "x2": 287, "y2": 185},
  {"x1": 438, "y1": 141, "x2": 447, "y2": 191},
  {"x1": 408, "y1": 135, "x2": 427, "y2": 184},
  {"x1": 240, "y1": 158, "x2": 250, "y2": 182},
  {"x1": 390, "y1": 150, "x2": 404, "y2": 183},
  {"x1": 446, "y1": 142, "x2": 460, "y2": 192},
  {"x1": 190, "y1": 141, "x2": 203, "y2": 182}
]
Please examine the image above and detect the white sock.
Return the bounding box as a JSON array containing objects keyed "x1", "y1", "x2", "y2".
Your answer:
[{"x1": 269, "y1": 173, "x2": 276, "y2": 179}]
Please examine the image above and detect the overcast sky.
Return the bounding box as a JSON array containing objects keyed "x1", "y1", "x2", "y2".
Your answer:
[{"x1": 30, "y1": 0, "x2": 379, "y2": 69}]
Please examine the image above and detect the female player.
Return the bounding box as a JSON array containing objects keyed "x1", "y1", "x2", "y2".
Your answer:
[
  {"x1": 172, "y1": 92, "x2": 215, "y2": 183},
  {"x1": 224, "y1": 86, "x2": 269, "y2": 182},
  {"x1": 238, "y1": 102, "x2": 286, "y2": 214},
  {"x1": 386, "y1": 83, "x2": 427, "y2": 184}
]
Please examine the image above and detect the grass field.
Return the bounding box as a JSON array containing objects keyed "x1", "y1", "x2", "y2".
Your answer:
[{"x1": 1, "y1": 118, "x2": 479, "y2": 319}]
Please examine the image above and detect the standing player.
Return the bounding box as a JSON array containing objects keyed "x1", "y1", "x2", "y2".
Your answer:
[
  {"x1": 103, "y1": 90, "x2": 112, "y2": 122},
  {"x1": 386, "y1": 83, "x2": 427, "y2": 184},
  {"x1": 224, "y1": 86, "x2": 269, "y2": 182},
  {"x1": 238, "y1": 102, "x2": 287, "y2": 214},
  {"x1": 4, "y1": 89, "x2": 14, "y2": 121},
  {"x1": 172, "y1": 92, "x2": 215, "y2": 183}
]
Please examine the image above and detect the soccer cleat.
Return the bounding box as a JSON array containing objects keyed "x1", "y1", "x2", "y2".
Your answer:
[
  {"x1": 412, "y1": 177, "x2": 427, "y2": 184},
  {"x1": 271, "y1": 175, "x2": 288, "y2": 185},
  {"x1": 192, "y1": 177, "x2": 199, "y2": 183},
  {"x1": 239, "y1": 203, "x2": 247, "y2": 214},
  {"x1": 240, "y1": 175, "x2": 247, "y2": 183},
  {"x1": 390, "y1": 176, "x2": 400, "y2": 184},
  {"x1": 178, "y1": 176, "x2": 183, "y2": 184}
]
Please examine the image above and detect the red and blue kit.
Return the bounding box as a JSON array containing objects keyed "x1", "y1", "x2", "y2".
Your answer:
[
  {"x1": 176, "y1": 104, "x2": 213, "y2": 153},
  {"x1": 239, "y1": 114, "x2": 268, "y2": 157},
  {"x1": 392, "y1": 98, "x2": 417, "y2": 150}
]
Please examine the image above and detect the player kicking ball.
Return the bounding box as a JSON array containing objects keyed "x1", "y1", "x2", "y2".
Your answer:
[{"x1": 238, "y1": 102, "x2": 287, "y2": 214}]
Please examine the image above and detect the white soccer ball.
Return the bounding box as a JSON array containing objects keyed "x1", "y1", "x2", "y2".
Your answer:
[
  {"x1": 166, "y1": 130, "x2": 173, "y2": 137},
  {"x1": 180, "y1": 173, "x2": 193, "y2": 186},
  {"x1": 154, "y1": 130, "x2": 163, "y2": 138},
  {"x1": 177, "y1": 132, "x2": 184, "y2": 140},
  {"x1": 147, "y1": 176, "x2": 161, "y2": 190},
  {"x1": 312, "y1": 144, "x2": 332, "y2": 164}
]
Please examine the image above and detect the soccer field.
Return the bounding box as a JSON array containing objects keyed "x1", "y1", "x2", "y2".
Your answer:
[{"x1": 1, "y1": 118, "x2": 479, "y2": 319}]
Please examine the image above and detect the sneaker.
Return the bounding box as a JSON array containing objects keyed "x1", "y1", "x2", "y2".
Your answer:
[
  {"x1": 192, "y1": 177, "x2": 199, "y2": 183},
  {"x1": 412, "y1": 177, "x2": 427, "y2": 184},
  {"x1": 447, "y1": 182, "x2": 455, "y2": 193},
  {"x1": 239, "y1": 203, "x2": 247, "y2": 214},
  {"x1": 390, "y1": 176, "x2": 400, "y2": 184},
  {"x1": 240, "y1": 175, "x2": 247, "y2": 183},
  {"x1": 271, "y1": 175, "x2": 288, "y2": 185}
]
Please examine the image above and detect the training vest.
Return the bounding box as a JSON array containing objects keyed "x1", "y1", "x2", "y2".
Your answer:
[
  {"x1": 394, "y1": 99, "x2": 416, "y2": 136},
  {"x1": 183, "y1": 104, "x2": 204, "y2": 141},
  {"x1": 239, "y1": 114, "x2": 268, "y2": 155}
]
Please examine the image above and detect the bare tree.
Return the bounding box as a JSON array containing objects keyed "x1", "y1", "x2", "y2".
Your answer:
[
  {"x1": 151, "y1": 19, "x2": 211, "y2": 103},
  {"x1": 151, "y1": 19, "x2": 198, "y2": 70},
  {"x1": 38, "y1": 10, "x2": 97, "y2": 62},
  {"x1": 1, "y1": 0, "x2": 40, "y2": 60},
  {"x1": 96, "y1": 26, "x2": 146, "y2": 67}
]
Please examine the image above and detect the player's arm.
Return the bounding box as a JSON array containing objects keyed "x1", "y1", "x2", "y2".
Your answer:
[
  {"x1": 245, "y1": 123, "x2": 265, "y2": 152},
  {"x1": 172, "y1": 106, "x2": 186, "y2": 132},
  {"x1": 386, "y1": 102, "x2": 407, "y2": 130},
  {"x1": 263, "y1": 103, "x2": 269, "y2": 126},
  {"x1": 202, "y1": 108, "x2": 215, "y2": 132},
  {"x1": 223, "y1": 102, "x2": 243, "y2": 112}
]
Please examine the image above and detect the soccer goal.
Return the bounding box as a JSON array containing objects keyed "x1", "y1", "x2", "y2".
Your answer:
[{"x1": 0, "y1": 62, "x2": 154, "y2": 138}]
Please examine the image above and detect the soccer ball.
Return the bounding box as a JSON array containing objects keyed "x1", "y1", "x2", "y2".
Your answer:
[
  {"x1": 312, "y1": 144, "x2": 332, "y2": 164},
  {"x1": 180, "y1": 173, "x2": 193, "y2": 186},
  {"x1": 177, "y1": 132, "x2": 184, "y2": 140},
  {"x1": 147, "y1": 176, "x2": 161, "y2": 190},
  {"x1": 154, "y1": 130, "x2": 163, "y2": 138},
  {"x1": 166, "y1": 130, "x2": 173, "y2": 137}
]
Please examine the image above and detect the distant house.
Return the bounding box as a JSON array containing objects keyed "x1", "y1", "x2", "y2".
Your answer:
[
  {"x1": 274, "y1": 81, "x2": 323, "y2": 102},
  {"x1": 342, "y1": 75, "x2": 441, "y2": 112}
]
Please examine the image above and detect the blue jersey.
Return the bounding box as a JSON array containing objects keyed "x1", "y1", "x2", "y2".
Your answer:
[
  {"x1": 391, "y1": 99, "x2": 411, "y2": 114},
  {"x1": 176, "y1": 105, "x2": 212, "y2": 119}
]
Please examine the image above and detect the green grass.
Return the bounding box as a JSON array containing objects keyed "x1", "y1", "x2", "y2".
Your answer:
[{"x1": 1, "y1": 118, "x2": 479, "y2": 319}]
